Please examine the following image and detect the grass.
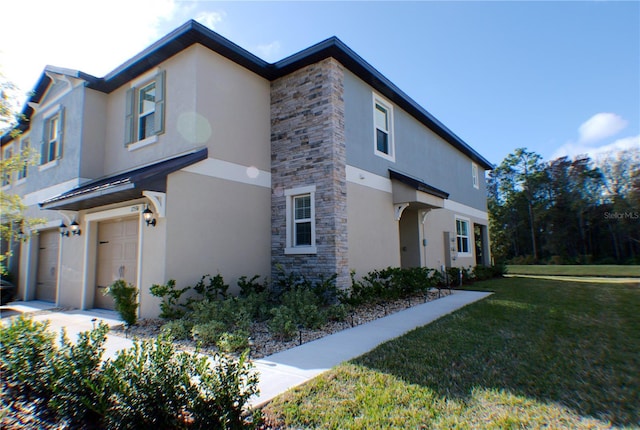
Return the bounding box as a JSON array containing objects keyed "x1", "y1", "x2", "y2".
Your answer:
[
  {"x1": 263, "y1": 277, "x2": 640, "y2": 429},
  {"x1": 507, "y1": 264, "x2": 640, "y2": 277}
]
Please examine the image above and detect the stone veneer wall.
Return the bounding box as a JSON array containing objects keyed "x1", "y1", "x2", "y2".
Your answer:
[{"x1": 270, "y1": 58, "x2": 350, "y2": 289}]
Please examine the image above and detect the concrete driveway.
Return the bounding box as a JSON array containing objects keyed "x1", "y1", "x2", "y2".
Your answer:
[{"x1": 1, "y1": 301, "x2": 134, "y2": 360}]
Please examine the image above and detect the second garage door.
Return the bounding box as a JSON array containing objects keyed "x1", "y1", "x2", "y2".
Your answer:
[{"x1": 95, "y1": 218, "x2": 139, "y2": 310}]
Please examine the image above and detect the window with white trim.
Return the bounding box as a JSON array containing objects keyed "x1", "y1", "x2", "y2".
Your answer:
[
  {"x1": 41, "y1": 109, "x2": 64, "y2": 165},
  {"x1": 472, "y1": 162, "x2": 479, "y2": 189},
  {"x1": 285, "y1": 185, "x2": 317, "y2": 254},
  {"x1": 125, "y1": 70, "x2": 166, "y2": 145},
  {"x1": 456, "y1": 217, "x2": 471, "y2": 255},
  {"x1": 18, "y1": 139, "x2": 29, "y2": 180},
  {"x1": 2, "y1": 145, "x2": 13, "y2": 186},
  {"x1": 373, "y1": 95, "x2": 394, "y2": 160}
]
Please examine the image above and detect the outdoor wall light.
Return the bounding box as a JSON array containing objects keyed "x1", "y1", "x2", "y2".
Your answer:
[
  {"x1": 59, "y1": 222, "x2": 70, "y2": 237},
  {"x1": 143, "y1": 206, "x2": 156, "y2": 227},
  {"x1": 70, "y1": 220, "x2": 82, "y2": 236}
]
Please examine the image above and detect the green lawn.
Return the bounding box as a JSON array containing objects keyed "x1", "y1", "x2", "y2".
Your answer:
[
  {"x1": 507, "y1": 264, "x2": 640, "y2": 277},
  {"x1": 262, "y1": 278, "x2": 640, "y2": 429}
]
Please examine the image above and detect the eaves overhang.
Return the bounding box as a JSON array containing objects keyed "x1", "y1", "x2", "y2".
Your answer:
[
  {"x1": 39, "y1": 147, "x2": 207, "y2": 211},
  {"x1": 3, "y1": 20, "x2": 493, "y2": 170}
]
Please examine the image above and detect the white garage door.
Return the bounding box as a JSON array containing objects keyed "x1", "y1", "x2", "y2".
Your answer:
[{"x1": 95, "y1": 218, "x2": 139, "y2": 310}]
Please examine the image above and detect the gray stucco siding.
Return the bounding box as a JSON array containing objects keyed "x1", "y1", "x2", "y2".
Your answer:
[{"x1": 344, "y1": 70, "x2": 487, "y2": 211}]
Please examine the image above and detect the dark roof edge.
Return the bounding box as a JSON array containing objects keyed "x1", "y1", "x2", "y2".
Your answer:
[
  {"x1": 389, "y1": 169, "x2": 450, "y2": 200},
  {"x1": 273, "y1": 38, "x2": 494, "y2": 170},
  {"x1": 3, "y1": 21, "x2": 494, "y2": 169}
]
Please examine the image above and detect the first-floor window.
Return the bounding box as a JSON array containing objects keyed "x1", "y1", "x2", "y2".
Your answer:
[
  {"x1": 456, "y1": 218, "x2": 470, "y2": 255},
  {"x1": 285, "y1": 185, "x2": 317, "y2": 254}
]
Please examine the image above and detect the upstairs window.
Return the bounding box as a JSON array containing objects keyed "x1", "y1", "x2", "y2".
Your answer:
[
  {"x1": 2, "y1": 146, "x2": 13, "y2": 186},
  {"x1": 456, "y1": 217, "x2": 471, "y2": 255},
  {"x1": 472, "y1": 162, "x2": 479, "y2": 189},
  {"x1": 373, "y1": 94, "x2": 394, "y2": 161},
  {"x1": 41, "y1": 108, "x2": 64, "y2": 165},
  {"x1": 18, "y1": 139, "x2": 29, "y2": 180},
  {"x1": 125, "y1": 70, "x2": 165, "y2": 146}
]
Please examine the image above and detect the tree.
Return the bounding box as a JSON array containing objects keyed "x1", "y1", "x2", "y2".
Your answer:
[{"x1": 1, "y1": 71, "x2": 42, "y2": 276}]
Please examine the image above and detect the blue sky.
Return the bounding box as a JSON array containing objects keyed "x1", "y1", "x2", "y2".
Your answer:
[{"x1": 2, "y1": 1, "x2": 638, "y2": 166}]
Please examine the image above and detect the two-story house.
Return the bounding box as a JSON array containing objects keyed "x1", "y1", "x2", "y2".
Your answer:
[{"x1": 1, "y1": 20, "x2": 492, "y2": 318}]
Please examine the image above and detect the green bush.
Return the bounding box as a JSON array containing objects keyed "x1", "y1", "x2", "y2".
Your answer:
[
  {"x1": 50, "y1": 323, "x2": 111, "y2": 426},
  {"x1": 192, "y1": 320, "x2": 227, "y2": 346},
  {"x1": 280, "y1": 288, "x2": 324, "y2": 329},
  {"x1": 160, "y1": 318, "x2": 194, "y2": 340},
  {"x1": 269, "y1": 306, "x2": 298, "y2": 340},
  {"x1": 150, "y1": 279, "x2": 190, "y2": 319},
  {"x1": 193, "y1": 273, "x2": 229, "y2": 301},
  {"x1": 238, "y1": 275, "x2": 267, "y2": 296},
  {"x1": 0, "y1": 316, "x2": 260, "y2": 429},
  {"x1": 105, "y1": 279, "x2": 138, "y2": 326},
  {"x1": 217, "y1": 330, "x2": 250, "y2": 354},
  {"x1": 0, "y1": 315, "x2": 56, "y2": 404}
]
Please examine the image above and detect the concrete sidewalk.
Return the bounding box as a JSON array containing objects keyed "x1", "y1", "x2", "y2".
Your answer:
[
  {"x1": 250, "y1": 289, "x2": 491, "y2": 406},
  {"x1": 1, "y1": 291, "x2": 492, "y2": 408}
]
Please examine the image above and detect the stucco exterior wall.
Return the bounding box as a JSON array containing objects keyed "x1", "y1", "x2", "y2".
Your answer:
[
  {"x1": 164, "y1": 170, "x2": 271, "y2": 295},
  {"x1": 346, "y1": 181, "x2": 400, "y2": 277}
]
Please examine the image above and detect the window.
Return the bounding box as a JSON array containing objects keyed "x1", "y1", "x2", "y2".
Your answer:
[
  {"x1": 2, "y1": 146, "x2": 13, "y2": 186},
  {"x1": 472, "y1": 162, "x2": 479, "y2": 189},
  {"x1": 285, "y1": 185, "x2": 317, "y2": 254},
  {"x1": 456, "y1": 217, "x2": 471, "y2": 255},
  {"x1": 18, "y1": 139, "x2": 29, "y2": 180},
  {"x1": 125, "y1": 70, "x2": 166, "y2": 145},
  {"x1": 41, "y1": 109, "x2": 64, "y2": 165},
  {"x1": 373, "y1": 95, "x2": 394, "y2": 160}
]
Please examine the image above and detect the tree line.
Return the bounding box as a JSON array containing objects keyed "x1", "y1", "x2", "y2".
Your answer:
[{"x1": 488, "y1": 148, "x2": 640, "y2": 265}]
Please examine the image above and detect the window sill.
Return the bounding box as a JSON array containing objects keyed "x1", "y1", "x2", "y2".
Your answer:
[
  {"x1": 39, "y1": 159, "x2": 59, "y2": 172},
  {"x1": 285, "y1": 246, "x2": 317, "y2": 255},
  {"x1": 127, "y1": 135, "x2": 158, "y2": 152},
  {"x1": 374, "y1": 150, "x2": 395, "y2": 162},
  {"x1": 15, "y1": 178, "x2": 27, "y2": 186},
  {"x1": 457, "y1": 252, "x2": 473, "y2": 258},
  {"x1": 1, "y1": 184, "x2": 10, "y2": 191}
]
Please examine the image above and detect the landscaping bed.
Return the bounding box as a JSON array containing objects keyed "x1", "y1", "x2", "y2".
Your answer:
[{"x1": 113, "y1": 289, "x2": 451, "y2": 359}]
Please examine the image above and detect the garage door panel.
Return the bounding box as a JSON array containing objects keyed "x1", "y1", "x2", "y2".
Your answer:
[
  {"x1": 95, "y1": 218, "x2": 139, "y2": 310},
  {"x1": 36, "y1": 230, "x2": 59, "y2": 302}
]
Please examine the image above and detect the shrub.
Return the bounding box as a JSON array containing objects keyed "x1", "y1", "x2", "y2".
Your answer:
[
  {"x1": 269, "y1": 306, "x2": 298, "y2": 340},
  {"x1": 192, "y1": 320, "x2": 227, "y2": 346},
  {"x1": 105, "y1": 279, "x2": 138, "y2": 326},
  {"x1": 103, "y1": 335, "x2": 196, "y2": 429},
  {"x1": 0, "y1": 315, "x2": 56, "y2": 404},
  {"x1": 160, "y1": 318, "x2": 194, "y2": 340},
  {"x1": 150, "y1": 279, "x2": 190, "y2": 319},
  {"x1": 280, "y1": 288, "x2": 324, "y2": 329},
  {"x1": 325, "y1": 304, "x2": 348, "y2": 322},
  {"x1": 189, "y1": 351, "x2": 259, "y2": 429},
  {"x1": 189, "y1": 298, "x2": 251, "y2": 333},
  {"x1": 50, "y1": 323, "x2": 111, "y2": 426},
  {"x1": 193, "y1": 273, "x2": 229, "y2": 301},
  {"x1": 217, "y1": 330, "x2": 250, "y2": 354},
  {"x1": 238, "y1": 275, "x2": 267, "y2": 296}
]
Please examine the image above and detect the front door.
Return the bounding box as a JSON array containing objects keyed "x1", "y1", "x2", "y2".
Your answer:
[
  {"x1": 36, "y1": 230, "x2": 59, "y2": 302},
  {"x1": 95, "y1": 218, "x2": 139, "y2": 310}
]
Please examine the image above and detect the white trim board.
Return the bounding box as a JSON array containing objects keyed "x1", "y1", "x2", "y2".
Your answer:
[
  {"x1": 445, "y1": 200, "x2": 488, "y2": 221},
  {"x1": 346, "y1": 165, "x2": 392, "y2": 193},
  {"x1": 182, "y1": 158, "x2": 271, "y2": 188}
]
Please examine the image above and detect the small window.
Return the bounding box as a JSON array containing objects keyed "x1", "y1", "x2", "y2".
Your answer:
[
  {"x1": 18, "y1": 139, "x2": 29, "y2": 180},
  {"x1": 456, "y1": 218, "x2": 471, "y2": 255},
  {"x1": 285, "y1": 185, "x2": 317, "y2": 254},
  {"x1": 373, "y1": 95, "x2": 394, "y2": 161},
  {"x1": 2, "y1": 146, "x2": 13, "y2": 186},
  {"x1": 472, "y1": 163, "x2": 479, "y2": 189},
  {"x1": 41, "y1": 108, "x2": 64, "y2": 165},
  {"x1": 125, "y1": 71, "x2": 165, "y2": 145}
]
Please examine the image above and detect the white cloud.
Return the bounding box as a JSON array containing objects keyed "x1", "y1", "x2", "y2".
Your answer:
[
  {"x1": 194, "y1": 11, "x2": 225, "y2": 30},
  {"x1": 551, "y1": 134, "x2": 640, "y2": 161},
  {"x1": 254, "y1": 41, "x2": 282, "y2": 62},
  {"x1": 578, "y1": 112, "x2": 628, "y2": 143},
  {"x1": 0, "y1": 0, "x2": 183, "y2": 95}
]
